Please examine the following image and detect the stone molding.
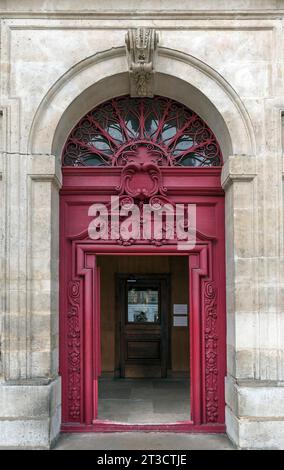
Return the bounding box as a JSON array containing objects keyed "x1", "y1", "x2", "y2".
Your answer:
[
  {"x1": 0, "y1": 0, "x2": 283, "y2": 19},
  {"x1": 221, "y1": 155, "x2": 257, "y2": 190}
]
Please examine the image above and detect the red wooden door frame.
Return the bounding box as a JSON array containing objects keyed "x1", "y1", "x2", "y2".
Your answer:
[
  {"x1": 59, "y1": 165, "x2": 226, "y2": 433},
  {"x1": 60, "y1": 242, "x2": 225, "y2": 433}
]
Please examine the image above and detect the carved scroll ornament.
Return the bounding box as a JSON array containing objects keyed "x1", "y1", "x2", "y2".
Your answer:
[
  {"x1": 204, "y1": 281, "x2": 219, "y2": 423},
  {"x1": 125, "y1": 27, "x2": 159, "y2": 97},
  {"x1": 67, "y1": 280, "x2": 81, "y2": 421}
]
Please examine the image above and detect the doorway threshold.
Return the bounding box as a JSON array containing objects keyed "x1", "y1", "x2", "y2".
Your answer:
[{"x1": 61, "y1": 422, "x2": 226, "y2": 433}]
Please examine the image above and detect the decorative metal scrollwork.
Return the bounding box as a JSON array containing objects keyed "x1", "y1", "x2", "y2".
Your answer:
[{"x1": 62, "y1": 96, "x2": 222, "y2": 168}]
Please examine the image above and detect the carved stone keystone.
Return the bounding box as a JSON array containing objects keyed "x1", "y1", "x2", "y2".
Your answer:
[{"x1": 125, "y1": 27, "x2": 159, "y2": 98}]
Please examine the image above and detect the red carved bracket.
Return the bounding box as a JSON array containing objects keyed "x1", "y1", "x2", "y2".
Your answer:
[{"x1": 116, "y1": 161, "x2": 167, "y2": 201}]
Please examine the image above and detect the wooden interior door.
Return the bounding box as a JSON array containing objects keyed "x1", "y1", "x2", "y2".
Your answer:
[{"x1": 116, "y1": 274, "x2": 170, "y2": 378}]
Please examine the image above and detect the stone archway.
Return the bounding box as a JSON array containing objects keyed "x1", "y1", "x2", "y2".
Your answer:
[
  {"x1": 27, "y1": 45, "x2": 257, "y2": 441},
  {"x1": 28, "y1": 46, "x2": 255, "y2": 159}
]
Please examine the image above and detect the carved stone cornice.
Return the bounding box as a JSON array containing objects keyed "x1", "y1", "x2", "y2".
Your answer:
[{"x1": 125, "y1": 27, "x2": 159, "y2": 98}]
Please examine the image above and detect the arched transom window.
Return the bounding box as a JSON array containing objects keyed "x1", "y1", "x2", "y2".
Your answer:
[{"x1": 62, "y1": 96, "x2": 222, "y2": 167}]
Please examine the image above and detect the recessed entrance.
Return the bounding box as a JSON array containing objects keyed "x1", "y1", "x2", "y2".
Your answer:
[{"x1": 97, "y1": 255, "x2": 190, "y2": 424}]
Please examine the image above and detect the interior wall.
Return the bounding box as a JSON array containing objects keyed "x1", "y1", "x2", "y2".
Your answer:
[{"x1": 97, "y1": 255, "x2": 189, "y2": 375}]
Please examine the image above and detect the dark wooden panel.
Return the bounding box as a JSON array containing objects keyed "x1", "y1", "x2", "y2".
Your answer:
[
  {"x1": 170, "y1": 257, "x2": 189, "y2": 372},
  {"x1": 127, "y1": 340, "x2": 160, "y2": 360}
]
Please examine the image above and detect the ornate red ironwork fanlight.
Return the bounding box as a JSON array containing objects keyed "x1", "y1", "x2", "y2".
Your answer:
[{"x1": 62, "y1": 96, "x2": 223, "y2": 167}]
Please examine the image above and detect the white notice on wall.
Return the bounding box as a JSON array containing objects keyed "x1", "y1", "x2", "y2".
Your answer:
[
  {"x1": 173, "y1": 304, "x2": 188, "y2": 315},
  {"x1": 173, "y1": 316, "x2": 188, "y2": 327}
]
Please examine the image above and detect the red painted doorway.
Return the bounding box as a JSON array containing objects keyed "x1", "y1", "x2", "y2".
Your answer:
[{"x1": 59, "y1": 95, "x2": 226, "y2": 433}]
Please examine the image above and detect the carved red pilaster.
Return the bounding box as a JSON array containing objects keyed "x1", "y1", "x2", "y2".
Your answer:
[
  {"x1": 67, "y1": 280, "x2": 81, "y2": 421},
  {"x1": 204, "y1": 281, "x2": 218, "y2": 423}
]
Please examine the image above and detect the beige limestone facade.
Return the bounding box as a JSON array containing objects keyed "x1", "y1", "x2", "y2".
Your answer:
[{"x1": 0, "y1": 0, "x2": 284, "y2": 449}]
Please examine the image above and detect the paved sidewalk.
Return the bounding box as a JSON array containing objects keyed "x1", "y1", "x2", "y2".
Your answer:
[{"x1": 54, "y1": 432, "x2": 234, "y2": 450}]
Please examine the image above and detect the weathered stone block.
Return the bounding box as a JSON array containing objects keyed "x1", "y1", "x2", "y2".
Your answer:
[{"x1": 0, "y1": 378, "x2": 61, "y2": 449}]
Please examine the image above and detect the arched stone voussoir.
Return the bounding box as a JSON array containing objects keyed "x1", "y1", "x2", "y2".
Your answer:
[{"x1": 28, "y1": 46, "x2": 255, "y2": 161}]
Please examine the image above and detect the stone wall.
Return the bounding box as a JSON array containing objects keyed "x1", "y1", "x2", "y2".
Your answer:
[{"x1": 0, "y1": 0, "x2": 284, "y2": 449}]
